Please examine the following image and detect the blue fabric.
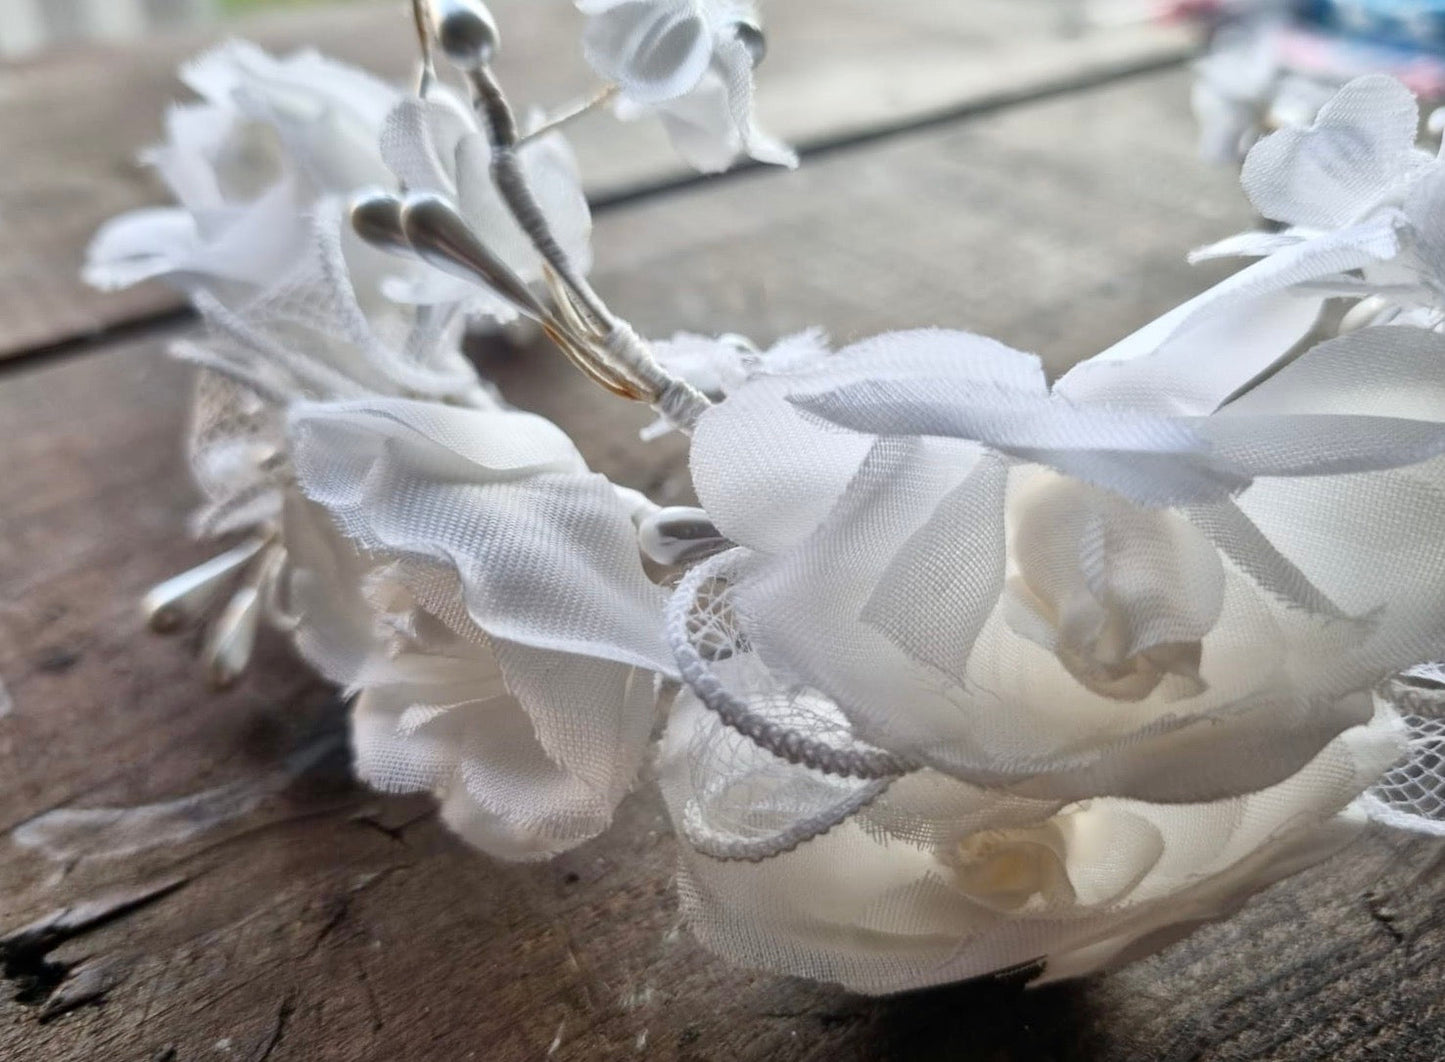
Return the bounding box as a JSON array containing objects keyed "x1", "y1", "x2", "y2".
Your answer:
[{"x1": 1298, "y1": 0, "x2": 1445, "y2": 55}]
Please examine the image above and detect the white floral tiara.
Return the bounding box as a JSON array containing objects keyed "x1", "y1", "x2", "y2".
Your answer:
[{"x1": 83, "y1": 0, "x2": 1445, "y2": 995}]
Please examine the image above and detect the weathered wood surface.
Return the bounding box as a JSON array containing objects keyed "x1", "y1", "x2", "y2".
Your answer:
[
  {"x1": 0, "y1": 0, "x2": 1191, "y2": 359},
  {"x1": 4, "y1": 63, "x2": 1445, "y2": 1062}
]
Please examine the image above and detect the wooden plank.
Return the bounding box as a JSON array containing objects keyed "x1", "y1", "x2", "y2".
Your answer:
[
  {"x1": 0, "y1": 0, "x2": 1192, "y2": 359},
  {"x1": 8, "y1": 67, "x2": 1441, "y2": 1060}
]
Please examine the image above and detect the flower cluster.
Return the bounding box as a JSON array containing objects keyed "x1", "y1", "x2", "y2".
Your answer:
[{"x1": 85, "y1": 0, "x2": 1445, "y2": 995}]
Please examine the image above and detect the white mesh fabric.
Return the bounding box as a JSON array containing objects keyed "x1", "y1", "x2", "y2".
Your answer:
[
  {"x1": 667, "y1": 548, "x2": 919, "y2": 784},
  {"x1": 1359, "y1": 671, "x2": 1445, "y2": 836},
  {"x1": 664, "y1": 549, "x2": 1062, "y2": 863},
  {"x1": 184, "y1": 368, "x2": 287, "y2": 538},
  {"x1": 200, "y1": 202, "x2": 481, "y2": 402}
]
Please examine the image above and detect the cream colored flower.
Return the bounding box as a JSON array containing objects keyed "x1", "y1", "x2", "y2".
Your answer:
[
  {"x1": 659, "y1": 686, "x2": 1404, "y2": 992},
  {"x1": 684, "y1": 324, "x2": 1445, "y2": 801},
  {"x1": 656, "y1": 313, "x2": 1445, "y2": 989}
]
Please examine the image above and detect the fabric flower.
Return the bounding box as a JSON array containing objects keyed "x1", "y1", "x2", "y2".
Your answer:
[
  {"x1": 659, "y1": 683, "x2": 1404, "y2": 992},
  {"x1": 84, "y1": 41, "x2": 397, "y2": 299},
  {"x1": 1050, "y1": 80, "x2": 1434, "y2": 425},
  {"x1": 660, "y1": 315, "x2": 1445, "y2": 988},
  {"x1": 1187, "y1": 76, "x2": 1445, "y2": 327},
  {"x1": 684, "y1": 323, "x2": 1445, "y2": 804},
  {"x1": 84, "y1": 40, "x2": 594, "y2": 327},
  {"x1": 129, "y1": 202, "x2": 486, "y2": 682},
  {"x1": 285, "y1": 397, "x2": 673, "y2": 858},
  {"x1": 577, "y1": 0, "x2": 796, "y2": 172}
]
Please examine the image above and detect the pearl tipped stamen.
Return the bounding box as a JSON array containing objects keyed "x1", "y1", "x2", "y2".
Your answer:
[
  {"x1": 733, "y1": 20, "x2": 767, "y2": 68},
  {"x1": 201, "y1": 545, "x2": 286, "y2": 689},
  {"x1": 349, "y1": 190, "x2": 415, "y2": 258},
  {"x1": 430, "y1": 0, "x2": 500, "y2": 70},
  {"x1": 142, "y1": 537, "x2": 268, "y2": 633},
  {"x1": 395, "y1": 193, "x2": 553, "y2": 322},
  {"x1": 203, "y1": 583, "x2": 263, "y2": 689}
]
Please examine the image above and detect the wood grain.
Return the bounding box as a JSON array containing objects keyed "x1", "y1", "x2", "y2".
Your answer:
[
  {"x1": 0, "y1": 0, "x2": 1190, "y2": 359},
  {"x1": 3, "y1": 65, "x2": 1443, "y2": 1062}
]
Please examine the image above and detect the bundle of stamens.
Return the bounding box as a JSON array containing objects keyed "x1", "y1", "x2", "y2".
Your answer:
[{"x1": 352, "y1": 0, "x2": 711, "y2": 428}]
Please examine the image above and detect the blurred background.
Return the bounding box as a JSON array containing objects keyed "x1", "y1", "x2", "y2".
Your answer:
[
  {"x1": 0, "y1": 0, "x2": 1110, "y2": 60},
  {"x1": 0, "y1": 0, "x2": 367, "y2": 58}
]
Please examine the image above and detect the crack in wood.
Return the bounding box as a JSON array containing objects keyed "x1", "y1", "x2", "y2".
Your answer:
[
  {"x1": 248, "y1": 991, "x2": 296, "y2": 1062},
  {"x1": 1363, "y1": 891, "x2": 1406, "y2": 946},
  {"x1": 0, "y1": 874, "x2": 191, "y2": 1015}
]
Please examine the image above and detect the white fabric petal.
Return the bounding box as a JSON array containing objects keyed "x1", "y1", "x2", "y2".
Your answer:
[
  {"x1": 1224, "y1": 325, "x2": 1445, "y2": 419},
  {"x1": 1241, "y1": 75, "x2": 1430, "y2": 228},
  {"x1": 287, "y1": 398, "x2": 674, "y2": 675},
  {"x1": 281, "y1": 491, "x2": 378, "y2": 686},
  {"x1": 1405, "y1": 167, "x2": 1445, "y2": 285},
  {"x1": 378, "y1": 95, "x2": 472, "y2": 195},
  {"x1": 83, "y1": 208, "x2": 204, "y2": 291},
  {"x1": 582, "y1": 0, "x2": 715, "y2": 105},
  {"x1": 691, "y1": 329, "x2": 1040, "y2": 551},
  {"x1": 1056, "y1": 215, "x2": 1403, "y2": 415},
  {"x1": 352, "y1": 637, "x2": 653, "y2": 860},
  {"x1": 584, "y1": 0, "x2": 792, "y2": 172}
]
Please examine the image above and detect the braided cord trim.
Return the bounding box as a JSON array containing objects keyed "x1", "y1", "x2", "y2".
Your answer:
[{"x1": 667, "y1": 551, "x2": 920, "y2": 781}]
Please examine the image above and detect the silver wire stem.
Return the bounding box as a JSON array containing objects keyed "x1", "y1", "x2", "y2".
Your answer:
[
  {"x1": 465, "y1": 63, "x2": 616, "y2": 330},
  {"x1": 410, "y1": 0, "x2": 438, "y2": 97}
]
